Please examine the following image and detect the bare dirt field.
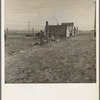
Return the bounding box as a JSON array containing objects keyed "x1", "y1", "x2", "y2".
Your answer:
[{"x1": 5, "y1": 32, "x2": 96, "y2": 83}]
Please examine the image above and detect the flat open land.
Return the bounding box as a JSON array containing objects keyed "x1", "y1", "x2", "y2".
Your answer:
[{"x1": 5, "y1": 32, "x2": 96, "y2": 83}]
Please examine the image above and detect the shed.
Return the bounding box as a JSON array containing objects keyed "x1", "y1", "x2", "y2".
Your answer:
[{"x1": 48, "y1": 22, "x2": 74, "y2": 38}]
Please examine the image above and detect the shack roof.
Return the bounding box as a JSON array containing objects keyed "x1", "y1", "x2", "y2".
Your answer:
[{"x1": 61, "y1": 23, "x2": 74, "y2": 26}]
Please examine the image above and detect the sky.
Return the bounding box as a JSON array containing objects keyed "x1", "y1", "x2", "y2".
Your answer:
[{"x1": 5, "y1": 0, "x2": 96, "y2": 31}]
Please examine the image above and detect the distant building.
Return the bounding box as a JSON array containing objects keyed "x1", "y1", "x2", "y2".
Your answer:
[{"x1": 47, "y1": 22, "x2": 74, "y2": 38}]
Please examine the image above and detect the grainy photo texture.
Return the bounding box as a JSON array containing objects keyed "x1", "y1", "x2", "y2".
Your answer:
[{"x1": 5, "y1": 0, "x2": 96, "y2": 83}]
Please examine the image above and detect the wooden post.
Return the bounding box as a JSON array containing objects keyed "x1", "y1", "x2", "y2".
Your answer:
[
  {"x1": 5, "y1": 28, "x2": 8, "y2": 42},
  {"x1": 46, "y1": 21, "x2": 49, "y2": 43},
  {"x1": 32, "y1": 28, "x2": 34, "y2": 36},
  {"x1": 73, "y1": 27, "x2": 76, "y2": 36},
  {"x1": 77, "y1": 27, "x2": 78, "y2": 33},
  {"x1": 7, "y1": 28, "x2": 8, "y2": 34}
]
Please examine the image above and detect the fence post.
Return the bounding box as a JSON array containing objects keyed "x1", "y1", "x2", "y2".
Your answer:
[
  {"x1": 46, "y1": 21, "x2": 49, "y2": 43},
  {"x1": 5, "y1": 28, "x2": 8, "y2": 41},
  {"x1": 73, "y1": 27, "x2": 76, "y2": 36}
]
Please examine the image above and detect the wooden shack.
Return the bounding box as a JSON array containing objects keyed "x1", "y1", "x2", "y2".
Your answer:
[{"x1": 48, "y1": 23, "x2": 74, "y2": 38}]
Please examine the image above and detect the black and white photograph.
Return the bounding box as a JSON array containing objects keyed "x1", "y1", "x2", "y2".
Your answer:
[{"x1": 5, "y1": 0, "x2": 97, "y2": 83}]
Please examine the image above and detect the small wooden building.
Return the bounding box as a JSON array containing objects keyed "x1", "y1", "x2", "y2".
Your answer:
[{"x1": 48, "y1": 23, "x2": 74, "y2": 38}]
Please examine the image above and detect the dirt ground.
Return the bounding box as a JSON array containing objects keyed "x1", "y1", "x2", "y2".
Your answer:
[{"x1": 5, "y1": 32, "x2": 96, "y2": 83}]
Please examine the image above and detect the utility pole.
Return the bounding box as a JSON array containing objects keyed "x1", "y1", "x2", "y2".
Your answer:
[
  {"x1": 28, "y1": 21, "x2": 30, "y2": 33},
  {"x1": 94, "y1": 1, "x2": 96, "y2": 37}
]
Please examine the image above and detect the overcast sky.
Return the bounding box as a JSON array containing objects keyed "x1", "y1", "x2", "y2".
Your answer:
[{"x1": 5, "y1": 0, "x2": 96, "y2": 31}]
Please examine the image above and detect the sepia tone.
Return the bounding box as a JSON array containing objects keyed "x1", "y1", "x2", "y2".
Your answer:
[{"x1": 5, "y1": 0, "x2": 96, "y2": 83}]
